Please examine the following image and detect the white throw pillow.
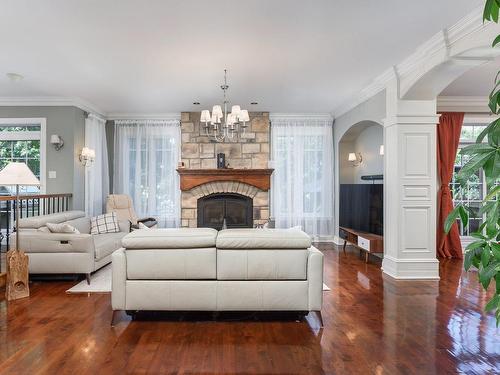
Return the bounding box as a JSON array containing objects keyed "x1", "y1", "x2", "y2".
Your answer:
[
  {"x1": 46, "y1": 222, "x2": 80, "y2": 234},
  {"x1": 90, "y1": 212, "x2": 120, "y2": 235},
  {"x1": 37, "y1": 226, "x2": 51, "y2": 233}
]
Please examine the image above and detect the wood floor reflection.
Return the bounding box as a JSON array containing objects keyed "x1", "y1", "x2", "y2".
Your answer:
[{"x1": 0, "y1": 244, "x2": 498, "y2": 374}]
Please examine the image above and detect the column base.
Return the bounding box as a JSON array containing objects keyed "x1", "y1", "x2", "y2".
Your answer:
[{"x1": 382, "y1": 255, "x2": 440, "y2": 280}]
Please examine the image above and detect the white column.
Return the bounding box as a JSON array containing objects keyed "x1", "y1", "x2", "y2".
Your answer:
[{"x1": 382, "y1": 87, "x2": 440, "y2": 279}]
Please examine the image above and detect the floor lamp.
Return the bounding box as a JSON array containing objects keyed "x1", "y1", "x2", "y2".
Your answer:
[{"x1": 0, "y1": 162, "x2": 40, "y2": 300}]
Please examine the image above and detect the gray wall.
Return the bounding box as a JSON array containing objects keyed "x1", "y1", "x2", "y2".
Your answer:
[
  {"x1": 0, "y1": 106, "x2": 86, "y2": 209},
  {"x1": 340, "y1": 124, "x2": 384, "y2": 184},
  {"x1": 333, "y1": 91, "x2": 386, "y2": 239},
  {"x1": 106, "y1": 120, "x2": 115, "y2": 193}
]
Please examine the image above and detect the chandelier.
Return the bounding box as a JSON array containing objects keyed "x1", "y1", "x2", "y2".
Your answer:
[{"x1": 200, "y1": 69, "x2": 250, "y2": 142}]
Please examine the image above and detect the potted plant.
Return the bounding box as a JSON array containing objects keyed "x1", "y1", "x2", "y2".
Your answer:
[{"x1": 445, "y1": 0, "x2": 500, "y2": 325}]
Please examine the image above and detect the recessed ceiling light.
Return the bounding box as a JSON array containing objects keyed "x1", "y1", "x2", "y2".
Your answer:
[
  {"x1": 6, "y1": 72, "x2": 24, "y2": 81},
  {"x1": 251, "y1": 102, "x2": 258, "y2": 105},
  {"x1": 193, "y1": 102, "x2": 200, "y2": 105}
]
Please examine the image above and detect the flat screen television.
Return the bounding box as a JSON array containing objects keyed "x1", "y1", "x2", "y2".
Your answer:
[{"x1": 339, "y1": 184, "x2": 383, "y2": 235}]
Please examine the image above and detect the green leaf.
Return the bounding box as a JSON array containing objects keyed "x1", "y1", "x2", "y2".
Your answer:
[
  {"x1": 479, "y1": 262, "x2": 500, "y2": 290},
  {"x1": 485, "y1": 0, "x2": 495, "y2": 21},
  {"x1": 476, "y1": 119, "x2": 499, "y2": 144},
  {"x1": 482, "y1": 245, "x2": 491, "y2": 266},
  {"x1": 444, "y1": 206, "x2": 461, "y2": 233},
  {"x1": 485, "y1": 185, "x2": 500, "y2": 201},
  {"x1": 457, "y1": 152, "x2": 495, "y2": 185},
  {"x1": 464, "y1": 249, "x2": 476, "y2": 271},
  {"x1": 458, "y1": 205, "x2": 469, "y2": 229},
  {"x1": 460, "y1": 143, "x2": 495, "y2": 155},
  {"x1": 485, "y1": 294, "x2": 500, "y2": 312},
  {"x1": 465, "y1": 240, "x2": 486, "y2": 251},
  {"x1": 493, "y1": 34, "x2": 500, "y2": 47}
]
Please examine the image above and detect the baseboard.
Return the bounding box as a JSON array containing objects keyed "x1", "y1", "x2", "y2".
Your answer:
[
  {"x1": 382, "y1": 256, "x2": 440, "y2": 280},
  {"x1": 333, "y1": 236, "x2": 344, "y2": 246}
]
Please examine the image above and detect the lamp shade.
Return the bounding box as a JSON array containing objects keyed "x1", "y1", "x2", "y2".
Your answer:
[
  {"x1": 212, "y1": 105, "x2": 223, "y2": 117},
  {"x1": 348, "y1": 153, "x2": 357, "y2": 162},
  {"x1": 0, "y1": 162, "x2": 40, "y2": 186},
  {"x1": 239, "y1": 109, "x2": 250, "y2": 122},
  {"x1": 50, "y1": 134, "x2": 61, "y2": 144},
  {"x1": 200, "y1": 110, "x2": 210, "y2": 122},
  {"x1": 231, "y1": 105, "x2": 241, "y2": 116}
]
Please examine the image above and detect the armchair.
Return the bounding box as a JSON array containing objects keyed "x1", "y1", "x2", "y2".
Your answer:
[{"x1": 106, "y1": 194, "x2": 157, "y2": 230}]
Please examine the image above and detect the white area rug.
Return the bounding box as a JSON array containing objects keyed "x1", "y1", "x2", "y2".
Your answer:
[
  {"x1": 66, "y1": 264, "x2": 332, "y2": 293},
  {"x1": 66, "y1": 264, "x2": 112, "y2": 293}
]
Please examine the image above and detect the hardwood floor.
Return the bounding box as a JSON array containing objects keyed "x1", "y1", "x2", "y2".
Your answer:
[{"x1": 0, "y1": 244, "x2": 498, "y2": 375}]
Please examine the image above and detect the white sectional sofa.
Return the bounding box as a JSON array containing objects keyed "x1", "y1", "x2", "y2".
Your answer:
[
  {"x1": 14, "y1": 210, "x2": 129, "y2": 283},
  {"x1": 111, "y1": 228, "x2": 324, "y2": 324}
]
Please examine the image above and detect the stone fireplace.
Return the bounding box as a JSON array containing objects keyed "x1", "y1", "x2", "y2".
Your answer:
[{"x1": 179, "y1": 112, "x2": 271, "y2": 228}]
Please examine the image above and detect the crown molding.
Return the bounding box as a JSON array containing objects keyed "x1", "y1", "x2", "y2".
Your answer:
[
  {"x1": 269, "y1": 113, "x2": 333, "y2": 121},
  {"x1": 0, "y1": 96, "x2": 106, "y2": 117},
  {"x1": 334, "y1": 6, "x2": 486, "y2": 118},
  {"x1": 107, "y1": 113, "x2": 181, "y2": 121},
  {"x1": 437, "y1": 96, "x2": 489, "y2": 112}
]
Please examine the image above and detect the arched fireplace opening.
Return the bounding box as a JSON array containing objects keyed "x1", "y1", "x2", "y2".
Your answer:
[{"x1": 197, "y1": 193, "x2": 253, "y2": 230}]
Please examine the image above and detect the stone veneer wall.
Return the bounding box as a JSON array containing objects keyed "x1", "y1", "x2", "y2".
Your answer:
[{"x1": 180, "y1": 112, "x2": 270, "y2": 228}]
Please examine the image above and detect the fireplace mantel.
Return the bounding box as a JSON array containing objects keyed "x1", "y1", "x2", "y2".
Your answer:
[{"x1": 177, "y1": 168, "x2": 274, "y2": 191}]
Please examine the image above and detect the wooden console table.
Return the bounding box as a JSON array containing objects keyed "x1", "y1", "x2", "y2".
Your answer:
[{"x1": 339, "y1": 227, "x2": 383, "y2": 263}]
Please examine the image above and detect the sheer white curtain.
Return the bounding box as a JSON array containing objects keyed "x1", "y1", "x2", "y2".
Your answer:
[
  {"x1": 270, "y1": 116, "x2": 334, "y2": 240},
  {"x1": 84, "y1": 113, "x2": 109, "y2": 216},
  {"x1": 113, "y1": 119, "x2": 181, "y2": 227}
]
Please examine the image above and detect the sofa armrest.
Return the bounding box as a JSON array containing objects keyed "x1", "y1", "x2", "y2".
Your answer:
[
  {"x1": 112, "y1": 248, "x2": 127, "y2": 310},
  {"x1": 307, "y1": 246, "x2": 324, "y2": 311},
  {"x1": 13, "y1": 231, "x2": 94, "y2": 254}
]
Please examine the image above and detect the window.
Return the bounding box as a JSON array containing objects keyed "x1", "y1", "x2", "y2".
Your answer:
[
  {"x1": 271, "y1": 117, "x2": 334, "y2": 240},
  {"x1": 113, "y1": 119, "x2": 181, "y2": 227},
  {"x1": 0, "y1": 118, "x2": 46, "y2": 194},
  {"x1": 450, "y1": 118, "x2": 496, "y2": 238}
]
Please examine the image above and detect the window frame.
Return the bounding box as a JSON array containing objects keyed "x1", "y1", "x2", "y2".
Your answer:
[
  {"x1": 0, "y1": 118, "x2": 46, "y2": 193},
  {"x1": 452, "y1": 114, "x2": 498, "y2": 245}
]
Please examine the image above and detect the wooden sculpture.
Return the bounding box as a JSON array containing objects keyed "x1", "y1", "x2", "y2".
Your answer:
[{"x1": 6, "y1": 249, "x2": 29, "y2": 300}]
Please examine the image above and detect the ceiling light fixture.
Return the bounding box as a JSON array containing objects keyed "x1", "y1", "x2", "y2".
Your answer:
[
  {"x1": 6, "y1": 72, "x2": 24, "y2": 81},
  {"x1": 200, "y1": 69, "x2": 249, "y2": 143},
  {"x1": 193, "y1": 102, "x2": 200, "y2": 105}
]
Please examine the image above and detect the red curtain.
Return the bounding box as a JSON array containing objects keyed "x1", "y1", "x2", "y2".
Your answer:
[{"x1": 436, "y1": 112, "x2": 464, "y2": 259}]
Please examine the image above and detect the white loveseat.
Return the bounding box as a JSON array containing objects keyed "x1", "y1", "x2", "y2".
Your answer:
[
  {"x1": 111, "y1": 228, "x2": 324, "y2": 324},
  {"x1": 14, "y1": 210, "x2": 129, "y2": 283}
]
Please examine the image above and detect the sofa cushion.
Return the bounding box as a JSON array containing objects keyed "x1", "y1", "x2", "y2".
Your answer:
[
  {"x1": 65, "y1": 217, "x2": 91, "y2": 234},
  {"x1": 217, "y1": 249, "x2": 308, "y2": 280},
  {"x1": 18, "y1": 211, "x2": 86, "y2": 229},
  {"x1": 93, "y1": 232, "x2": 126, "y2": 260},
  {"x1": 126, "y1": 248, "x2": 216, "y2": 280},
  {"x1": 121, "y1": 228, "x2": 218, "y2": 249},
  {"x1": 216, "y1": 229, "x2": 312, "y2": 249}
]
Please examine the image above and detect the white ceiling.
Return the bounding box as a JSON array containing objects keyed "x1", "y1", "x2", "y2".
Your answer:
[
  {"x1": 441, "y1": 57, "x2": 500, "y2": 97},
  {"x1": 0, "y1": 0, "x2": 483, "y2": 115}
]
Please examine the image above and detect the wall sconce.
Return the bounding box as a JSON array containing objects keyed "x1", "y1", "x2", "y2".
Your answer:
[
  {"x1": 79, "y1": 147, "x2": 95, "y2": 167},
  {"x1": 379, "y1": 145, "x2": 384, "y2": 156},
  {"x1": 348, "y1": 152, "x2": 363, "y2": 167},
  {"x1": 50, "y1": 135, "x2": 64, "y2": 151}
]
